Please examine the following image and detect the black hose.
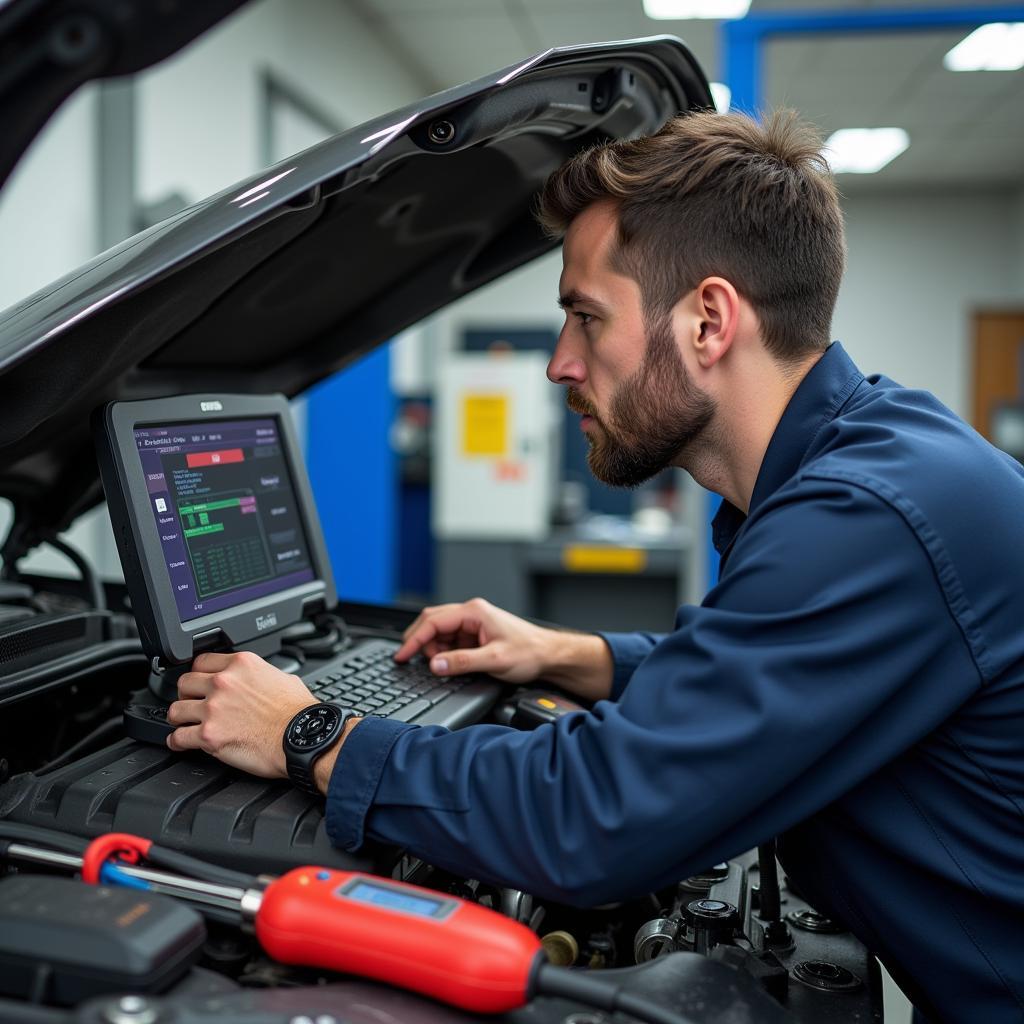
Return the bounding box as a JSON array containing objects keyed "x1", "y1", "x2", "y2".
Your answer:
[
  {"x1": 757, "y1": 840, "x2": 782, "y2": 922},
  {"x1": 0, "y1": 822, "x2": 90, "y2": 855},
  {"x1": 34, "y1": 717, "x2": 122, "y2": 776},
  {"x1": 0, "y1": 821, "x2": 257, "y2": 891},
  {"x1": 149, "y1": 845, "x2": 258, "y2": 890},
  {"x1": 40, "y1": 532, "x2": 106, "y2": 611},
  {"x1": 535, "y1": 962, "x2": 698, "y2": 1024}
]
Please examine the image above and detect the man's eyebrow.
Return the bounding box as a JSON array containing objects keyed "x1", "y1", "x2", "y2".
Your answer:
[{"x1": 557, "y1": 289, "x2": 608, "y2": 312}]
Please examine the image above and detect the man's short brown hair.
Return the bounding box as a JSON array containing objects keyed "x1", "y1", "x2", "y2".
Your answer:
[{"x1": 538, "y1": 110, "x2": 845, "y2": 360}]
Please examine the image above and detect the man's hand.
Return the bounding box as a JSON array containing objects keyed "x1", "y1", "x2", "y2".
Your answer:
[
  {"x1": 394, "y1": 597, "x2": 614, "y2": 702},
  {"x1": 166, "y1": 651, "x2": 317, "y2": 778}
]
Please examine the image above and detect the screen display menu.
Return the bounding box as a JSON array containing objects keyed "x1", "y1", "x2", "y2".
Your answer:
[{"x1": 134, "y1": 417, "x2": 316, "y2": 623}]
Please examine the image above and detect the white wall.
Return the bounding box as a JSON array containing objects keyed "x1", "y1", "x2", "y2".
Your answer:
[
  {"x1": 1012, "y1": 186, "x2": 1024, "y2": 297},
  {"x1": 0, "y1": 86, "x2": 98, "y2": 311},
  {"x1": 137, "y1": 0, "x2": 426, "y2": 210},
  {"x1": 0, "y1": 85, "x2": 106, "y2": 578},
  {"x1": 425, "y1": 191, "x2": 1024, "y2": 423},
  {"x1": 833, "y1": 190, "x2": 1022, "y2": 417}
]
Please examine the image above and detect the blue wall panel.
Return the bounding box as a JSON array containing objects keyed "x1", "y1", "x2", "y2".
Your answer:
[{"x1": 305, "y1": 345, "x2": 396, "y2": 604}]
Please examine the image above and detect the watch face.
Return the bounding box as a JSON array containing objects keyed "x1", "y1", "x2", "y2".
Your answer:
[{"x1": 287, "y1": 704, "x2": 343, "y2": 751}]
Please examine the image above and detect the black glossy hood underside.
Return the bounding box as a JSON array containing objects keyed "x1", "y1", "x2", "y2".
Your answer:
[{"x1": 0, "y1": 37, "x2": 712, "y2": 528}]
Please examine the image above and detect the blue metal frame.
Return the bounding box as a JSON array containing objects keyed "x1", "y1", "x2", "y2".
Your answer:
[
  {"x1": 724, "y1": 6, "x2": 1024, "y2": 113},
  {"x1": 703, "y1": 5, "x2": 1024, "y2": 590}
]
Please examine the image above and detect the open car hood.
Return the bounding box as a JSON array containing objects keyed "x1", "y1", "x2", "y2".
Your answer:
[
  {"x1": 0, "y1": 36, "x2": 712, "y2": 529},
  {"x1": 0, "y1": 0, "x2": 248, "y2": 197}
]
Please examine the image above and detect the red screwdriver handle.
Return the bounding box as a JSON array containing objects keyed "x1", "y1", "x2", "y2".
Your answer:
[{"x1": 256, "y1": 868, "x2": 544, "y2": 1013}]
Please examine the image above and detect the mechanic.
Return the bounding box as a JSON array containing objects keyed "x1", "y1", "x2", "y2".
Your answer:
[{"x1": 165, "y1": 110, "x2": 1024, "y2": 1022}]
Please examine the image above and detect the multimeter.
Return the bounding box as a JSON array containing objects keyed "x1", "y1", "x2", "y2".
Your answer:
[{"x1": 255, "y1": 867, "x2": 544, "y2": 1013}]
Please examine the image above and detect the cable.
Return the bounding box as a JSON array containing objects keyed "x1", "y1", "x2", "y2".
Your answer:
[
  {"x1": 100, "y1": 862, "x2": 149, "y2": 891},
  {"x1": 756, "y1": 839, "x2": 792, "y2": 948},
  {"x1": 39, "y1": 531, "x2": 106, "y2": 611},
  {"x1": 277, "y1": 643, "x2": 308, "y2": 668},
  {"x1": 146, "y1": 844, "x2": 258, "y2": 890},
  {"x1": 757, "y1": 840, "x2": 782, "y2": 922},
  {"x1": 34, "y1": 716, "x2": 122, "y2": 775},
  {"x1": 96, "y1": 863, "x2": 243, "y2": 925},
  {"x1": 0, "y1": 822, "x2": 90, "y2": 856},
  {"x1": 535, "y1": 962, "x2": 699, "y2": 1024},
  {"x1": 0, "y1": 822, "x2": 255, "y2": 890}
]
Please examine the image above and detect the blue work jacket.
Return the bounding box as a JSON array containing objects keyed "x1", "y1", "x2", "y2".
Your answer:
[{"x1": 327, "y1": 342, "x2": 1024, "y2": 1022}]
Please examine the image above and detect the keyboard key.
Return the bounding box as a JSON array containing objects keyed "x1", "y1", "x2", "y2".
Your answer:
[
  {"x1": 390, "y1": 699, "x2": 431, "y2": 722},
  {"x1": 423, "y1": 685, "x2": 455, "y2": 704}
]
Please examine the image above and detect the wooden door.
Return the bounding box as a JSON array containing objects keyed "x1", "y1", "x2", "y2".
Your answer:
[{"x1": 971, "y1": 311, "x2": 1024, "y2": 442}]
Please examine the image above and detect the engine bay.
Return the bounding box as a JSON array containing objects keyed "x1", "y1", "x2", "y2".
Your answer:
[{"x1": 0, "y1": 578, "x2": 883, "y2": 1024}]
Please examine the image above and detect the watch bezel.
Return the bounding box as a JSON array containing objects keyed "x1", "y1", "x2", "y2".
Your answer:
[
  {"x1": 285, "y1": 702, "x2": 346, "y2": 753},
  {"x1": 283, "y1": 702, "x2": 357, "y2": 795}
]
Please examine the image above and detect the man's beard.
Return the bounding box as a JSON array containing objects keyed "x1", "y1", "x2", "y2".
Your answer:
[{"x1": 567, "y1": 315, "x2": 716, "y2": 488}]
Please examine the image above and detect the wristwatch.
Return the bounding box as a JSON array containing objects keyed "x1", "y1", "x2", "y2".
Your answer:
[{"x1": 283, "y1": 702, "x2": 357, "y2": 795}]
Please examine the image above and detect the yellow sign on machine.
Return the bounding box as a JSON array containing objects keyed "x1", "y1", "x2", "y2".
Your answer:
[
  {"x1": 461, "y1": 394, "x2": 508, "y2": 457},
  {"x1": 562, "y1": 545, "x2": 647, "y2": 574}
]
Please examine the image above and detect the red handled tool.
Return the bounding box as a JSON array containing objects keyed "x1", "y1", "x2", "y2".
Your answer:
[
  {"x1": 76, "y1": 834, "x2": 544, "y2": 1012},
  {"x1": 255, "y1": 868, "x2": 543, "y2": 1013},
  {"x1": 6, "y1": 827, "x2": 692, "y2": 1024}
]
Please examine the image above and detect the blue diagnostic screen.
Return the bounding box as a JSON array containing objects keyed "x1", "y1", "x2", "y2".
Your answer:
[{"x1": 344, "y1": 881, "x2": 446, "y2": 918}]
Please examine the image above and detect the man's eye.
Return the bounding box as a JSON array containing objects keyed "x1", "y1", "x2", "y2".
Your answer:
[{"x1": 575, "y1": 312, "x2": 595, "y2": 326}]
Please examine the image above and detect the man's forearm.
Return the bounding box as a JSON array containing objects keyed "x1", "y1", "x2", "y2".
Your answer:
[{"x1": 540, "y1": 630, "x2": 614, "y2": 702}]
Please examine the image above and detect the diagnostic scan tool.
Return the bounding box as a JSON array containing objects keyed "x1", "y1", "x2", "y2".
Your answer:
[
  {"x1": 95, "y1": 394, "x2": 335, "y2": 671},
  {"x1": 95, "y1": 394, "x2": 498, "y2": 735}
]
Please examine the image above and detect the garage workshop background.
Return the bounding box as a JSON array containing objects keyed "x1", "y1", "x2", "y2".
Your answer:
[{"x1": 1, "y1": 3, "x2": 1023, "y2": 1018}]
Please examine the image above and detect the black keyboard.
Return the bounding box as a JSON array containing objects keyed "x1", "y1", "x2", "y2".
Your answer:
[{"x1": 305, "y1": 638, "x2": 471, "y2": 723}]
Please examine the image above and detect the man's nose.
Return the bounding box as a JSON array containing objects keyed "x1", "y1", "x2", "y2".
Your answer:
[{"x1": 547, "y1": 330, "x2": 586, "y2": 385}]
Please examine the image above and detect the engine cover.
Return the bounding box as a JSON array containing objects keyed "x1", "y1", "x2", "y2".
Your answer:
[{"x1": 0, "y1": 738, "x2": 384, "y2": 875}]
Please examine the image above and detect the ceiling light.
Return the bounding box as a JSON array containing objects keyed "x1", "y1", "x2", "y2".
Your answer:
[
  {"x1": 943, "y1": 23, "x2": 1024, "y2": 71},
  {"x1": 823, "y1": 128, "x2": 909, "y2": 174},
  {"x1": 643, "y1": 0, "x2": 751, "y2": 21},
  {"x1": 709, "y1": 82, "x2": 731, "y2": 112}
]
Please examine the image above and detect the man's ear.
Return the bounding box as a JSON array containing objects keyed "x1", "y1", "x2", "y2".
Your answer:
[{"x1": 690, "y1": 277, "x2": 740, "y2": 369}]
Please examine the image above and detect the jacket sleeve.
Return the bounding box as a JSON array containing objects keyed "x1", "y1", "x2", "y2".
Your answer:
[
  {"x1": 598, "y1": 630, "x2": 666, "y2": 699},
  {"x1": 325, "y1": 478, "x2": 982, "y2": 906}
]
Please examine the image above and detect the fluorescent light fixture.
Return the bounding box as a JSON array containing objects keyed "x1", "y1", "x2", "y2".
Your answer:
[
  {"x1": 943, "y1": 23, "x2": 1024, "y2": 71},
  {"x1": 709, "y1": 82, "x2": 732, "y2": 113},
  {"x1": 643, "y1": 0, "x2": 751, "y2": 20},
  {"x1": 823, "y1": 128, "x2": 909, "y2": 174}
]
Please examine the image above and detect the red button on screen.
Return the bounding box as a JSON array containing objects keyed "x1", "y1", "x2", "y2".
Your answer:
[{"x1": 186, "y1": 448, "x2": 244, "y2": 468}]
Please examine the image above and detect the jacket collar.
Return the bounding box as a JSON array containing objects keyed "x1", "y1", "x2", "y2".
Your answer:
[{"x1": 712, "y1": 341, "x2": 865, "y2": 557}]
